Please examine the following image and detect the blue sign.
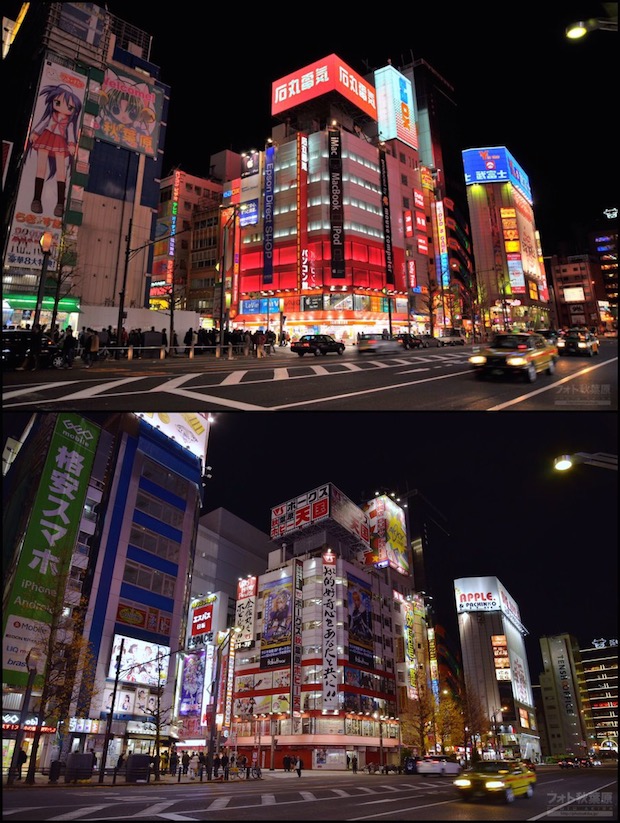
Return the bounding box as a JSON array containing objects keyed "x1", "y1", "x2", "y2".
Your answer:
[{"x1": 462, "y1": 146, "x2": 532, "y2": 205}]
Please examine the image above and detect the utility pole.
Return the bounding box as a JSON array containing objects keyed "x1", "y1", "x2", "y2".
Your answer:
[
  {"x1": 116, "y1": 218, "x2": 132, "y2": 348},
  {"x1": 99, "y1": 638, "x2": 124, "y2": 783}
]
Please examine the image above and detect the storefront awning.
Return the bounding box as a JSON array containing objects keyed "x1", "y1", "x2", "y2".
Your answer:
[{"x1": 3, "y1": 295, "x2": 81, "y2": 312}]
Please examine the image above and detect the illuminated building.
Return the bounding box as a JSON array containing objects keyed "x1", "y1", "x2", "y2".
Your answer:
[
  {"x1": 2, "y1": 5, "x2": 168, "y2": 331},
  {"x1": 462, "y1": 146, "x2": 554, "y2": 333},
  {"x1": 454, "y1": 576, "x2": 542, "y2": 761},
  {"x1": 538, "y1": 634, "x2": 594, "y2": 758},
  {"x1": 544, "y1": 253, "x2": 607, "y2": 330},
  {"x1": 589, "y1": 213, "x2": 618, "y2": 327},
  {"x1": 2, "y1": 413, "x2": 207, "y2": 773},
  {"x1": 580, "y1": 638, "x2": 618, "y2": 758}
]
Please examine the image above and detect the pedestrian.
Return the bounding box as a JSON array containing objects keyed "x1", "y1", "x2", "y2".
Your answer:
[
  {"x1": 161, "y1": 750, "x2": 169, "y2": 775},
  {"x1": 283, "y1": 754, "x2": 290, "y2": 772},
  {"x1": 221, "y1": 751, "x2": 230, "y2": 780},
  {"x1": 181, "y1": 751, "x2": 190, "y2": 775},
  {"x1": 161, "y1": 328, "x2": 168, "y2": 356},
  {"x1": 89, "y1": 749, "x2": 97, "y2": 771},
  {"x1": 213, "y1": 753, "x2": 221, "y2": 778},
  {"x1": 116, "y1": 752, "x2": 126, "y2": 773},
  {"x1": 81, "y1": 327, "x2": 93, "y2": 367},
  {"x1": 295, "y1": 755, "x2": 303, "y2": 777},
  {"x1": 89, "y1": 325, "x2": 100, "y2": 366},
  {"x1": 188, "y1": 751, "x2": 199, "y2": 780},
  {"x1": 205, "y1": 751, "x2": 213, "y2": 780},
  {"x1": 184, "y1": 328, "x2": 193, "y2": 356},
  {"x1": 352, "y1": 755, "x2": 358, "y2": 774},
  {"x1": 61, "y1": 325, "x2": 76, "y2": 368},
  {"x1": 16, "y1": 746, "x2": 28, "y2": 780},
  {"x1": 17, "y1": 323, "x2": 43, "y2": 370},
  {"x1": 169, "y1": 750, "x2": 179, "y2": 776}
]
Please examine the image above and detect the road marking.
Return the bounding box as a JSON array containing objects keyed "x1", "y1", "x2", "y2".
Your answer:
[
  {"x1": 300, "y1": 791, "x2": 317, "y2": 800},
  {"x1": 273, "y1": 368, "x2": 290, "y2": 380},
  {"x1": 219, "y1": 370, "x2": 246, "y2": 385},
  {"x1": 205, "y1": 796, "x2": 232, "y2": 809},
  {"x1": 2, "y1": 808, "x2": 46, "y2": 816},
  {"x1": 310, "y1": 365, "x2": 331, "y2": 375},
  {"x1": 131, "y1": 801, "x2": 178, "y2": 816},
  {"x1": 396, "y1": 368, "x2": 431, "y2": 375},
  {"x1": 261, "y1": 793, "x2": 277, "y2": 804},
  {"x1": 49, "y1": 805, "x2": 113, "y2": 820}
]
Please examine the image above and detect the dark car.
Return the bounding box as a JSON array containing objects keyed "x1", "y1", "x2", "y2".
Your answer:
[
  {"x1": 468, "y1": 332, "x2": 558, "y2": 383},
  {"x1": 290, "y1": 333, "x2": 345, "y2": 357},
  {"x1": 557, "y1": 329, "x2": 599, "y2": 357},
  {"x1": 2, "y1": 328, "x2": 65, "y2": 370},
  {"x1": 558, "y1": 757, "x2": 580, "y2": 768},
  {"x1": 535, "y1": 329, "x2": 559, "y2": 344},
  {"x1": 396, "y1": 332, "x2": 423, "y2": 350}
]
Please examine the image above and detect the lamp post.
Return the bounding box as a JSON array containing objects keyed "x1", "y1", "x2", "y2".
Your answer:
[
  {"x1": 218, "y1": 206, "x2": 237, "y2": 357},
  {"x1": 554, "y1": 452, "x2": 618, "y2": 472},
  {"x1": 269, "y1": 713, "x2": 278, "y2": 770},
  {"x1": 33, "y1": 231, "x2": 54, "y2": 329},
  {"x1": 99, "y1": 638, "x2": 125, "y2": 783},
  {"x1": 7, "y1": 649, "x2": 40, "y2": 786},
  {"x1": 566, "y1": 15, "x2": 618, "y2": 38},
  {"x1": 373, "y1": 711, "x2": 384, "y2": 772}
]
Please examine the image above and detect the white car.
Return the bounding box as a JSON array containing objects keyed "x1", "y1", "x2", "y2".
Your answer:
[{"x1": 416, "y1": 756, "x2": 462, "y2": 776}]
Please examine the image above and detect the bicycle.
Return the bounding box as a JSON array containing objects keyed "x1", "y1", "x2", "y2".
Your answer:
[{"x1": 229, "y1": 767, "x2": 244, "y2": 780}]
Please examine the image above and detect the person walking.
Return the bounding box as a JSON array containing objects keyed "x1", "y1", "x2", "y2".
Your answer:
[
  {"x1": 89, "y1": 326, "x2": 100, "y2": 366},
  {"x1": 295, "y1": 755, "x2": 303, "y2": 777},
  {"x1": 220, "y1": 751, "x2": 230, "y2": 780},
  {"x1": 169, "y1": 750, "x2": 179, "y2": 777},
  {"x1": 283, "y1": 754, "x2": 290, "y2": 772},
  {"x1": 181, "y1": 751, "x2": 190, "y2": 775},
  {"x1": 61, "y1": 325, "x2": 76, "y2": 368},
  {"x1": 16, "y1": 747, "x2": 28, "y2": 780},
  {"x1": 213, "y1": 753, "x2": 221, "y2": 779},
  {"x1": 352, "y1": 755, "x2": 358, "y2": 774},
  {"x1": 188, "y1": 751, "x2": 199, "y2": 780}
]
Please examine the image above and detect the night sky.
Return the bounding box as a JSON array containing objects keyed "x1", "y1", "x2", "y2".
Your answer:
[
  {"x1": 3, "y1": 410, "x2": 617, "y2": 680},
  {"x1": 98, "y1": 1, "x2": 618, "y2": 254}
]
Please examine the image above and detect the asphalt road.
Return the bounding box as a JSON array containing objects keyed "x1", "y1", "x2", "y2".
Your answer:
[
  {"x1": 2, "y1": 765, "x2": 617, "y2": 821},
  {"x1": 3, "y1": 341, "x2": 617, "y2": 412}
]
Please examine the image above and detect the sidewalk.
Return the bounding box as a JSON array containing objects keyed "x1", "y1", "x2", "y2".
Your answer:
[{"x1": 3, "y1": 767, "x2": 360, "y2": 788}]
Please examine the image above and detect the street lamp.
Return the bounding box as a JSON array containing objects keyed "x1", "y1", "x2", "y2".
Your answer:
[
  {"x1": 554, "y1": 452, "x2": 618, "y2": 472},
  {"x1": 373, "y1": 711, "x2": 384, "y2": 773},
  {"x1": 33, "y1": 231, "x2": 53, "y2": 329},
  {"x1": 7, "y1": 649, "x2": 41, "y2": 786},
  {"x1": 566, "y1": 14, "x2": 618, "y2": 38},
  {"x1": 490, "y1": 706, "x2": 508, "y2": 758}
]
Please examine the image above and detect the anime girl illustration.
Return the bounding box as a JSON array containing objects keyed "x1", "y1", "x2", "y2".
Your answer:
[
  {"x1": 28, "y1": 83, "x2": 82, "y2": 217},
  {"x1": 95, "y1": 69, "x2": 157, "y2": 153}
]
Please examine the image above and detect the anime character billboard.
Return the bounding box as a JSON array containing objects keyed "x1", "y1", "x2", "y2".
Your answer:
[
  {"x1": 94, "y1": 67, "x2": 163, "y2": 157},
  {"x1": 6, "y1": 60, "x2": 86, "y2": 271}
]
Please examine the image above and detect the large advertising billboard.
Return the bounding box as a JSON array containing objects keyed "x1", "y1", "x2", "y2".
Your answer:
[
  {"x1": 107, "y1": 634, "x2": 170, "y2": 687},
  {"x1": 462, "y1": 147, "x2": 533, "y2": 205},
  {"x1": 94, "y1": 66, "x2": 163, "y2": 157},
  {"x1": 347, "y1": 573, "x2": 374, "y2": 668},
  {"x1": 454, "y1": 576, "x2": 501, "y2": 614},
  {"x1": 2, "y1": 413, "x2": 100, "y2": 687},
  {"x1": 260, "y1": 578, "x2": 293, "y2": 670},
  {"x1": 272, "y1": 54, "x2": 377, "y2": 120},
  {"x1": 375, "y1": 64, "x2": 418, "y2": 149},
  {"x1": 5, "y1": 60, "x2": 87, "y2": 272},
  {"x1": 135, "y1": 412, "x2": 211, "y2": 462},
  {"x1": 361, "y1": 495, "x2": 409, "y2": 574}
]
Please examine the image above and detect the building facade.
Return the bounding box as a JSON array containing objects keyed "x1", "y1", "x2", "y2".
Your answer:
[
  {"x1": 546, "y1": 254, "x2": 607, "y2": 332},
  {"x1": 455, "y1": 576, "x2": 541, "y2": 762},
  {"x1": 580, "y1": 638, "x2": 618, "y2": 759}
]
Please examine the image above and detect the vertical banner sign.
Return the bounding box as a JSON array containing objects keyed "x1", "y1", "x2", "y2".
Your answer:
[
  {"x1": 291, "y1": 559, "x2": 304, "y2": 718},
  {"x1": 322, "y1": 552, "x2": 339, "y2": 711},
  {"x1": 2, "y1": 413, "x2": 101, "y2": 687},
  {"x1": 404, "y1": 604, "x2": 418, "y2": 700},
  {"x1": 263, "y1": 144, "x2": 275, "y2": 285},
  {"x1": 296, "y1": 133, "x2": 313, "y2": 290},
  {"x1": 178, "y1": 650, "x2": 205, "y2": 716},
  {"x1": 235, "y1": 577, "x2": 257, "y2": 648},
  {"x1": 200, "y1": 644, "x2": 216, "y2": 727},
  {"x1": 328, "y1": 129, "x2": 345, "y2": 278},
  {"x1": 224, "y1": 635, "x2": 237, "y2": 731},
  {"x1": 427, "y1": 628, "x2": 440, "y2": 702},
  {"x1": 378, "y1": 148, "x2": 394, "y2": 284}
]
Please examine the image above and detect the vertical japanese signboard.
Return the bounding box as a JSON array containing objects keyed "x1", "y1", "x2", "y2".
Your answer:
[
  {"x1": 321, "y1": 552, "x2": 338, "y2": 711},
  {"x1": 291, "y1": 559, "x2": 304, "y2": 718},
  {"x1": 234, "y1": 576, "x2": 257, "y2": 649},
  {"x1": 3, "y1": 413, "x2": 101, "y2": 687}
]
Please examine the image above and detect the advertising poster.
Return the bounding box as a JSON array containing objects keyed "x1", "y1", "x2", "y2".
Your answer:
[
  {"x1": 94, "y1": 66, "x2": 163, "y2": 156},
  {"x1": 347, "y1": 574, "x2": 374, "y2": 668},
  {"x1": 260, "y1": 578, "x2": 292, "y2": 670},
  {"x1": 6, "y1": 61, "x2": 87, "y2": 271},
  {"x1": 2, "y1": 414, "x2": 100, "y2": 687},
  {"x1": 178, "y1": 651, "x2": 205, "y2": 716},
  {"x1": 107, "y1": 634, "x2": 170, "y2": 687}
]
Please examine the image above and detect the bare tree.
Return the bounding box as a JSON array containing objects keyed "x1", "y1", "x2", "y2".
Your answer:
[
  {"x1": 150, "y1": 650, "x2": 174, "y2": 782},
  {"x1": 419, "y1": 277, "x2": 442, "y2": 337},
  {"x1": 400, "y1": 681, "x2": 437, "y2": 756},
  {"x1": 25, "y1": 577, "x2": 99, "y2": 783},
  {"x1": 461, "y1": 676, "x2": 488, "y2": 765},
  {"x1": 48, "y1": 232, "x2": 82, "y2": 335}
]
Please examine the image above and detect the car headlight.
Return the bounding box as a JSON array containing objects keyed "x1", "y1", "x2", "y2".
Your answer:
[
  {"x1": 578, "y1": 342, "x2": 587, "y2": 348},
  {"x1": 558, "y1": 339, "x2": 565, "y2": 347},
  {"x1": 485, "y1": 779, "x2": 506, "y2": 789},
  {"x1": 469, "y1": 355, "x2": 487, "y2": 365},
  {"x1": 506, "y1": 356, "x2": 527, "y2": 366},
  {"x1": 453, "y1": 778, "x2": 471, "y2": 787}
]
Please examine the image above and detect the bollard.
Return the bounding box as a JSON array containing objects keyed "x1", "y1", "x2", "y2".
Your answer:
[
  {"x1": 160, "y1": 346, "x2": 166, "y2": 360},
  {"x1": 227, "y1": 343, "x2": 233, "y2": 360},
  {"x1": 189, "y1": 345, "x2": 194, "y2": 359},
  {"x1": 177, "y1": 765, "x2": 182, "y2": 783},
  {"x1": 127, "y1": 345, "x2": 133, "y2": 361},
  {"x1": 199, "y1": 766, "x2": 204, "y2": 782}
]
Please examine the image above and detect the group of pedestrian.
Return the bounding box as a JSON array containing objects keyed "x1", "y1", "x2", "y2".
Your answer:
[{"x1": 282, "y1": 754, "x2": 303, "y2": 776}]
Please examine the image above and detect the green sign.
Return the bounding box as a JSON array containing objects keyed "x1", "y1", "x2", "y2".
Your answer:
[{"x1": 2, "y1": 414, "x2": 101, "y2": 687}]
